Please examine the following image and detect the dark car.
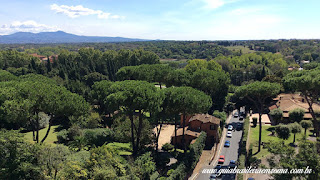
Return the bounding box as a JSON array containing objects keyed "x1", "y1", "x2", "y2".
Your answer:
[
  {"x1": 210, "y1": 173, "x2": 218, "y2": 179},
  {"x1": 239, "y1": 115, "x2": 244, "y2": 120},
  {"x1": 224, "y1": 140, "x2": 230, "y2": 147},
  {"x1": 248, "y1": 178, "x2": 255, "y2": 180},
  {"x1": 229, "y1": 160, "x2": 236, "y2": 168},
  {"x1": 233, "y1": 112, "x2": 239, "y2": 118},
  {"x1": 236, "y1": 123, "x2": 243, "y2": 130}
]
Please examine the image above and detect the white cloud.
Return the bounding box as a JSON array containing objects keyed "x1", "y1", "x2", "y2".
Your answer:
[
  {"x1": 0, "y1": 20, "x2": 59, "y2": 35},
  {"x1": 50, "y1": 4, "x2": 124, "y2": 19},
  {"x1": 202, "y1": 0, "x2": 238, "y2": 10}
]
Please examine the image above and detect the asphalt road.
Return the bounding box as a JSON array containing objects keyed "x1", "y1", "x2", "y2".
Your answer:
[{"x1": 196, "y1": 112, "x2": 244, "y2": 180}]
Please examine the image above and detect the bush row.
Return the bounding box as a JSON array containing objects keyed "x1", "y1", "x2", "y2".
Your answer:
[
  {"x1": 237, "y1": 117, "x2": 250, "y2": 180},
  {"x1": 57, "y1": 127, "x2": 114, "y2": 147}
]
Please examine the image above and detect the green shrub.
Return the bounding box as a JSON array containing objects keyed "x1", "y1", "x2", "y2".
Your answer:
[
  {"x1": 83, "y1": 128, "x2": 114, "y2": 147},
  {"x1": 150, "y1": 171, "x2": 160, "y2": 180},
  {"x1": 252, "y1": 117, "x2": 257, "y2": 127},
  {"x1": 162, "y1": 143, "x2": 174, "y2": 152},
  {"x1": 57, "y1": 129, "x2": 69, "y2": 143},
  {"x1": 167, "y1": 163, "x2": 187, "y2": 180}
]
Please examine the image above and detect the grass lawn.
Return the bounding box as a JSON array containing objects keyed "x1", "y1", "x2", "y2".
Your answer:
[
  {"x1": 226, "y1": 46, "x2": 255, "y2": 54},
  {"x1": 106, "y1": 142, "x2": 132, "y2": 156},
  {"x1": 249, "y1": 125, "x2": 313, "y2": 159},
  {"x1": 23, "y1": 125, "x2": 59, "y2": 145}
]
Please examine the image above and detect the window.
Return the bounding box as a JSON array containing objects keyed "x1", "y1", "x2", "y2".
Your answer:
[{"x1": 210, "y1": 125, "x2": 216, "y2": 130}]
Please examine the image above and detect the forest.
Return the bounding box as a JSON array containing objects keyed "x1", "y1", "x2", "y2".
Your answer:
[{"x1": 1, "y1": 39, "x2": 320, "y2": 180}]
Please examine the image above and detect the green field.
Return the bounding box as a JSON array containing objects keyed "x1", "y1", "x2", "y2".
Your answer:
[
  {"x1": 24, "y1": 125, "x2": 59, "y2": 145},
  {"x1": 249, "y1": 125, "x2": 313, "y2": 159},
  {"x1": 226, "y1": 46, "x2": 255, "y2": 54}
]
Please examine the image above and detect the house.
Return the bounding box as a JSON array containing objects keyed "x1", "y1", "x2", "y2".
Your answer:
[
  {"x1": 171, "y1": 114, "x2": 220, "y2": 148},
  {"x1": 30, "y1": 53, "x2": 58, "y2": 63},
  {"x1": 269, "y1": 93, "x2": 320, "y2": 122}
]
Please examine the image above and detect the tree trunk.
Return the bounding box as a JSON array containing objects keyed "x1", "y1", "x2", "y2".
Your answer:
[
  {"x1": 36, "y1": 112, "x2": 39, "y2": 143},
  {"x1": 136, "y1": 110, "x2": 143, "y2": 154},
  {"x1": 41, "y1": 116, "x2": 52, "y2": 144},
  {"x1": 159, "y1": 82, "x2": 162, "y2": 89},
  {"x1": 258, "y1": 112, "x2": 262, "y2": 152},
  {"x1": 174, "y1": 115, "x2": 177, "y2": 152},
  {"x1": 182, "y1": 113, "x2": 186, "y2": 151},
  {"x1": 293, "y1": 133, "x2": 296, "y2": 144},
  {"x1": 305, "y1": 128, "x2": 307, "y2": 136},
  {"x1": 155, "y1": 115, "x2": 163, "y2": 152},
  {"x1": 129, "y1": 112, "x2": 136, "y2": 155},
  {"x1": 32, "y1": 123, "x2": 36, "y2": 141},
  {"x1": 304, "y1": 95, "x2": 319, "y2": 137}
]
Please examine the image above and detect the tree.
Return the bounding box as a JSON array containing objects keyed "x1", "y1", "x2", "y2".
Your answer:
[
  {"x1": 290, "y1": 122, "x2": 302, "y2": 144},
  {"x1": 235, "y1": 81, "x2": 281, "y2": 152},
  {"x1": 0, "y1": 130, "x2": 44, "y2": 180},
  {"x1": 289, "y1": 108, "x2": 305, "y2": 123},
  {"x1": 39, "y1": 145, "x2": 70, "y2": 179},
  {"x1": 162, "y1": 87, "x2": 212, "y2": 150},
  {"x1": 184, "y1": 59, "x2": 208, "y2": 73},
  {"x1": 269, "y1": 108, "x2": 283, "y2": 125},
  {"x1": 189, "y1": 69, "x2": 230, "y2": 111},
  {"x1": 164, "y1": 69, "x2": 190, "y2": 87},
  {"x1": 134, "y1": 152, "x2": 156, "y2": 179},
  {"x1": 283, "y1": 69, "x2": 320, "y2": 136},
  {"x1": 104, "y1": 80, "x2": 163, "y2": 155},
  {"x1": 300, "y1": 120, "x2": 312, "y2": 135},
  {"x1": 275, "y1": 124, "x2": 291, "y2": 140}
]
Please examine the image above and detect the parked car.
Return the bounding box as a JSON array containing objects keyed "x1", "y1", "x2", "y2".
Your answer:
[
  {"x1": 233, "y1": 112, "x2": 239, "y2": 118},
  {"x1": 239, "y1": 115, "x2": 244, "y2": 120},
  {"x1": 210, "y1": 173, "x2": 218, "y2": 179},
  {"x1": 227, "y1": 125, "x2": 233, "y2": 131},
  {"x1": 215, "y1": 165, "x2": 222, "y2": 171},
  {"x1": 229, "y1": 160, "x2": 236, "y2": 168},
  {"x1": 247, "y1": 178, "x2": 255, "y2": 180},
  {"x1": 236, "y1": 123, "x2": 243, "y2": 131},
  {"x1": 227, "y1": 131, "x2": 232, "y2": 138},
  {"x1": 224, "y1": 140, "x2": 230, "y2": 147},
  {"x1": 218, "y1": 155, "x2": 225, "y2": 164}
]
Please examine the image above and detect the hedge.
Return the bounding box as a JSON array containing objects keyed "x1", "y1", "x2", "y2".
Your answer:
[
  {"x1": 237, "y1": 117, "x2": 250, "y2": 180},
  {"x1": 167, "y1": 131, "x2": 207, "y2": 180}
]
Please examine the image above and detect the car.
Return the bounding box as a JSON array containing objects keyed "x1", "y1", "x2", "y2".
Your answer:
[
  {"x1": 247, "y1": 178, "x2": 255, "y2": 180},
  {"x1": 229, "y1": 160, "x2": 236, "y2": 168},
  {"x1": 209, "y1": 173, "x2": 218, "y2": 179},
  {"x1": 227, "y1": 131, "x2": 232, "y2": 138},
  {"x1": 218, "y1": 155, "x2": 225, "y2": 164},
  {"x1": 239, "y1": 115, "x2": 244, "y2": 120},
  {"x1": 236, "y1": 123, "x2": 242, "y2": 131},
  {"x1": 224, "y1": 140, "x2": 230, "y2": 147},
  {"x1": 227, "y1": 125, "x2": 233, "y2": 131},
  {"x1": 233, "y1": 112, "x2": 239, "y2": 118},
  {"x1": 215, "y1": 165, "x2": 222, "y2": 171}
]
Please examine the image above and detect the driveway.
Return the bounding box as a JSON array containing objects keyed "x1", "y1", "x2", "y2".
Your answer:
[{"x1": 153, "y1": 124, "x2": 175, "y2": 149}]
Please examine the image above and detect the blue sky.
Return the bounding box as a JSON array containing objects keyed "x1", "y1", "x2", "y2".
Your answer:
[{"x1": 0, "y1": 0, "x2": 319, "y2": 40}]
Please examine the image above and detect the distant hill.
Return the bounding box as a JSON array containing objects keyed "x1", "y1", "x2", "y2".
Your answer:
[{"x1": 0, "y1": 31, "x2": 149, "y2": 44}]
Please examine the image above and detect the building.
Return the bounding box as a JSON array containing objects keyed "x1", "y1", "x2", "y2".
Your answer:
[
  {"x1": 171, "y1": 114, "x2": 220, "y2": 148},
  {"x1": 30, "y1": 53, "x2": 58, "y2": 63},
  {"x1": 269, "y1": 93, "x2": 320, "y2": 122}
]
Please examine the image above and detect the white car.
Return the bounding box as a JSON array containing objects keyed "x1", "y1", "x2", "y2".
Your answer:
[
  {"x1": 227, "y1": 131, "x2": 232, "y2": 138},
  {"x1": 227, "y1": 125, "x2": 233, "y2": 131}
]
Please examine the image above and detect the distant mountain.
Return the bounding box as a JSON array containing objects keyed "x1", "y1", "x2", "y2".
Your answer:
[{"x1": 0, "y1": 31, "x2": 149, "y2": 44}]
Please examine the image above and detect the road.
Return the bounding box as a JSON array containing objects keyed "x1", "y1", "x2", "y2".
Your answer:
[{"x1": 195, "y1": 112, "x2": 244, "y2": 180}]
